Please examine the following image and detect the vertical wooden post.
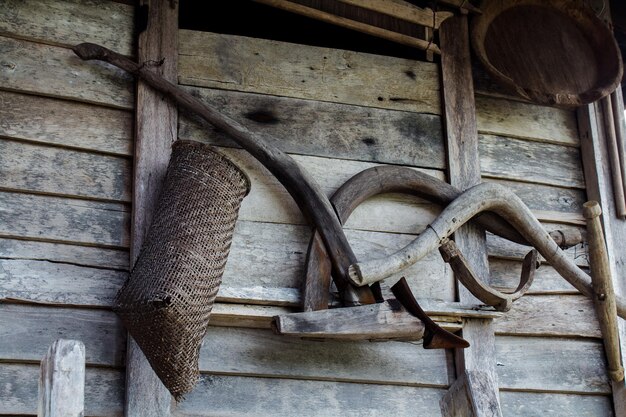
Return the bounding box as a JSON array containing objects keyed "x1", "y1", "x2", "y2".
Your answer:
[
  {"x1": 38, "y1": 339, "x2": 85, "y2": 417},
  {"x1": 125, "y1": 0, "x2": 178, "y2": 414},
  {"x1": 439, "y1": 15, "x2": 502, "y2": 417},
  {"x1": 578, "y1": 96, "x2": 626, "y2": 417}
]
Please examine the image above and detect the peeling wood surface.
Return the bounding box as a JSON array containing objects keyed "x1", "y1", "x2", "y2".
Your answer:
[
  {"x1": 198, "y1": 326, "x2": 451, "y2": 387},
  {"x1": 38, "y1": 339, "x2": 85, "y2": 417},
  {"x1": 0, "y1": 304, "x2": 124, "y2": 367},
  {"x1": 0, "y1": 192, "x2": 130, "y2": 247},
  {"x1": 173, "y1": 375, "x2": 446, "y2": 417},
  {"x1": 0, "y1": 0, "x2": 134, "y2": 55},
  {"x1": 0, "y1": 35, "x2": 133, "y2": 109},
  {"x1": 496, "y1": 336, "x2": 610, "y2": 394},
  {"x1": 179, "y1": 30, "x2": 441, "y2": 114},
  {"x1": 0, "y1": 363, "x2": 123, "y2": 417},
  {"x1": 0, "y1": 90, "x2": 133, "y2": 156},
  {"x1": 0, "y1": 139, "x2": 131, "y2": 202}
]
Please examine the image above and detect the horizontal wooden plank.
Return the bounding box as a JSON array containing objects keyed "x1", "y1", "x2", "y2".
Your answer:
[
  {"x1": 484, "y1": 178, "x2": 586, "y2": 224},
  {"x1": 217, "y1": 286, "x2": 301, "y2": 306},
  {"x1": 179, "y1": 86, "x2": 445, "y2": 169},
  {"x1": 480, "y1": 134, "x2": 585, "y2": 189},
  {"x1": 0, "y1": 35, "x2": 133, "y2": 109},
  {"x1": 219, "y1": 146, "x2": 444, "y2": 233},
  {"x1": 0, "y1": 238, "x2": 129, "y2": 270},
  {"x1": 0, "y1": 90, "x2": 133, "y2": 156},
  {"x1": 495, "y1": 295, "x2": 600, "y2": 338},
  {"x1": 0, "y1": 259, "x2": 127, "y2": 306},
  {"x1": 0, "y1": 139, "x2": 131, "y2": 202},
  {"x1": 0, "y1": 304, "x2": 125, "y2": 367},
  {"x1": 499, "y1": 391, "x2": 613, "y2": 417},
  {"x1": 0, "y1": 363, "x2": 123, "y2": 416},
  {"x1": 178, "y1": 29, "x2": 441, "y2": 114},
  {"x1": 223, "y1": 220, "x2": 454, "y2": 301},
  {"x1": 174, "y1": 374, "x2": 446, "y2": 417},
  {"x1": 0, "y1": 0, "x2": 134, "y2": 56},
  {"x1": 475, "y1": 96, "x2": 579, "y2": 146},
  {"x1": 490, "y1": 258, "x2": 580, "y2": 294},
  {"x1": 0, "y1": 192, "x2": 130, "y2": 247},
  {"x1": 214, "y1": 146, "x2": 584, "y2": 234},
  {"x1": 199, "y1": 326, "x2": 451, "y2": 387},
  {"x1": 496, "y1": 336, "x2": 610, "y2": 394},
  {"x1": 0, "y1": 220, "x2": 452, "y2": 307}
]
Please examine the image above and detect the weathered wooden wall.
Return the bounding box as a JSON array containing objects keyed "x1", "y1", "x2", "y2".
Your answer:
[
  {"x1": 173, "y1": 30, "x2": 612, "y2": 416},
  {"x1": 0, "y1": 0, "x2": 133, "y2": 415},
  {"x1": 0, "y1": 1, "x2": 616, "y2": 416}
]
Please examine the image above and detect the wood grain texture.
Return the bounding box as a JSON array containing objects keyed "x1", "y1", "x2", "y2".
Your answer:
[
  {"x1": 440, "y1": 370, "x2": 501, "y2": 417},
  {"x1": 479, "y1": 134, "x2": 585, "y2": 188},
  {"x1": 499, "y1": 391, "x2": 613, "y2": 417},
  {"x1": 0, "y1": 220, "x2": 452, "y2": 307},
  {"x1": 0, "y1": 90, "x2": 133, "y2": 156},
  {"x1": 178, "y1": 31, "x2": 580, "y2": 146},
  {"x1": 173, "y1": 375, "x2": 446, "y2": 417},
  {"x1": 494, "y1": 295, "x2": 600, "y2": 338},
  {"x1": 127, "y1": 0, "x2": 179, "y2": 413},
  {"x1": 0, "y1": 304, "x2": 124, "y2": 367},
  {"x1": 0, "y1": 139, "x2": 131, "y2": 202},
  {"x1": 0, "y1": 259, "x2": 127, "y2": 306},
  {"x1": 0, "y1": 238, "x2": 129, "y2": 270},
  {"x1": 178, "y1": 86, "x2": 446, "y2": 169},
  {"x1": 475, "y1": 95, "x2": 579, "y2": 146},
  {"x1": 0, "y1": 35, "x2": 133, "y2": 109},
  {"x1": 38, "y1": 339, "x2": 85, "y2": 417},
  {"x1": 198, "y1": 326, "x2": 451, "y2": 387},
  {"x1": 0, "y1": 192, "x2": 130, "y2": 247},
  {"x1": 489, "y1": 258, "x2": 581, "y2": 294},
  {"x1": 440, "y1": 18, "x2": 499, "y2": 408},
  {"x1": 0, "y1": 0, "x2": 134, "y2": 55},
  {"x1": 0, "y1": 363, "x2": 123, "y2": 417},
  {"x1": 184, "y1": 145, "x2": 584, "y2": 234},
  {"x1": 178, "y1": 29, "x2": 441, "y2": 114},
  {"x1": 496, "y1": 336, "x2": 610, "y2": 394}
]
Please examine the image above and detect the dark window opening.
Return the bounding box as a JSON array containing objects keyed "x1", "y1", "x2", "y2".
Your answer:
[{"x1": 179, "y1": 0, "x2": 431, "y2": 61}]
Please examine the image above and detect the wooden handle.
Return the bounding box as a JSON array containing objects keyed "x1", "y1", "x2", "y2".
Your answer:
[
  {"x1": 72, "y1": 43, "x2": 374, "y2": 306},
  {"x1": 583, "y1": 201, "x2": 624, "y2": 382}
]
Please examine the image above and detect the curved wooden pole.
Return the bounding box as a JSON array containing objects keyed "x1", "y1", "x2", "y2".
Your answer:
[
  {"x1": 72, "y1": 43, "x2": 375, "y2": 306},
  {"x1": 348, "y1": 182, "x2": 626, "y2": 319}
]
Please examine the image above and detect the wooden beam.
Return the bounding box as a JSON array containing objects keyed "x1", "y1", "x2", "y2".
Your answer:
[
  {"x1": 337, "y1": 0, "x2": 453, "y2": 29},
  {"x1": 125, "y1": 0, "x2": 178, "y2": 414},
  {"x1": 439, "y1": 15, "x2": 502, "y2": 416},
  {"x1": 38, "y1": 339, "x2": 85, "y2": 417},
  {"x1": 440, "y1": 371, "x2": 500, "y2": 417}
]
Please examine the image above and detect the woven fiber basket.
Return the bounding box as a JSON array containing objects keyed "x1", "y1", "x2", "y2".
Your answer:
[{"x1": 113, "y1": 140, "x2": 250, "y2": 400}]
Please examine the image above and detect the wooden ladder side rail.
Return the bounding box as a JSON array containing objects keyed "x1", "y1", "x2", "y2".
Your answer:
[{"x1": 579, "y1": 96, "x2": 626, "y2": 417}]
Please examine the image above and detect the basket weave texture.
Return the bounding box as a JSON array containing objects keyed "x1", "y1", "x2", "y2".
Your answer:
[{"x1": 113, "y1": 140, "x2": 250, "y2": 400}]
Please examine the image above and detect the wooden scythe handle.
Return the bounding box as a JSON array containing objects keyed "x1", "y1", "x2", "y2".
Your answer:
[{"x1": 72, "y1": 43, "x2": 375, "y2": 306}]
